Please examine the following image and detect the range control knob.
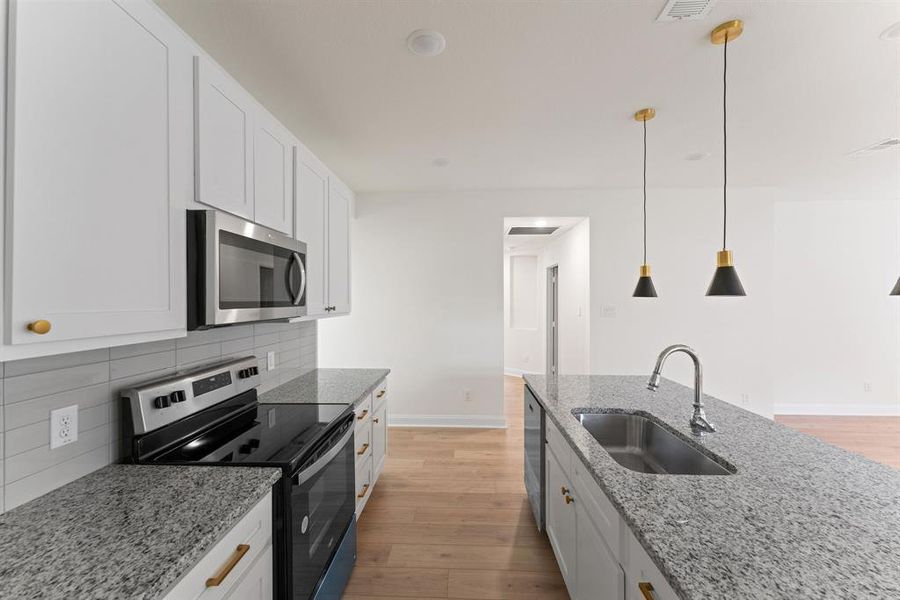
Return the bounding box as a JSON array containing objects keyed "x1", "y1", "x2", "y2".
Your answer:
[
  {"x1": 248, "y1": 438, "x2": 260, "y2": 449},
  {"x1": 250, "y1": 366, "x2": 259, "y2": 376},
  {"x1": 239, "y1": 443, "x2": 253, "y2": 454},
  {"x1": 169, "y1": 390, "x2": 186, "y2": 403},
  {"x1": 153, "y1": 395, "x2": 171, "y2": 409}
]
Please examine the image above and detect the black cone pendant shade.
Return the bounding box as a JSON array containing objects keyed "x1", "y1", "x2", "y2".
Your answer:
[
  {"x1": 634, "y1": 264, "x2": 658, "y2": 297},
  {"x1": 633, "y1": 107, "x2": 658, "y2": 298},
  {"x1": 891, "y1": 277, "x2": 900, "y2": 296},
  {"x1": 706, "y1": 20, "x2": 747, "y2": 297}
]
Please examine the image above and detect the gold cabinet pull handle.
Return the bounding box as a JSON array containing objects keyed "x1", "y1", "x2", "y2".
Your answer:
[
  {"x1": 357, "y1": 443, "x2": 370, "y2": 455},
  {"x1": 373, "y1": 417, "x2": 380, "y2": 423},
  {"x1": 638, "y1": 582, "x2": 655, "y2": 600},
  {"x1": 376, "y1": 390, "x2": 386, "y2": 398},
  {"x1": 205, "y1": 544, "x2": 250, "y2": 587},
  {"x1": 357, "y1": 483, "x2": 370, "y2": 499},
  {"x1": 356, "y1": 409, "x2": 369, "y2": 421},
  {"x1": 27, "y1": 320, "x2": 52, "y2": 335},
  {"x1": 560, "y1": 486, "x2": 569, "y2": 495},
  {"x1": 565, "y1": 495, "x2": 574, "y2": 504}
]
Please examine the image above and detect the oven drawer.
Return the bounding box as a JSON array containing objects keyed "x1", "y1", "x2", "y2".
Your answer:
[
  {"x1": 355, "y1": 422, "x2": 372, "y2": 465},
  {"x1": 355, "y1": 394, "x2": 373, "y2": 429},
  {"x1": 373, "y1": 379, "x2": 387, "y2": 411},
  {"x1": 162, "y1": 490, "x2": 272, "y2": 600},
  {"x1": 355, "y1": 455, "x2": 373, "y2": 511}
]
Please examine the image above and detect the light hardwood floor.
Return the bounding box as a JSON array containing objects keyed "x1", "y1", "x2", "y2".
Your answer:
[
  {"x1": 345, "y1": 375, "x2": 898, "y2": 599},
  {"x1": 344, "y1": 375, "x2": 567, "y2": 600}
]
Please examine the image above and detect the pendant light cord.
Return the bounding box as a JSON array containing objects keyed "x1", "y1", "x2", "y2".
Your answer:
[
  {"x1": 642, "y1": 118, "x2": 648, "y2": 265},
  {"x1": 722, "y1": 34, "x2": 728, "y2": 250}
]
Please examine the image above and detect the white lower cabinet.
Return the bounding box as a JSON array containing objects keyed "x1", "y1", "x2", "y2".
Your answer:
[
  {"x1": 354, "y1": 377, "x2": 388, "y2": 517},
  {"x1": 162, "y1": 491, "x2": 273, "y2": 600},
  {"x1": 546, "y1": 443, "x2": 577, "y2": 595},
  {"x1": 544, "y1": 418, "x2": 678, "y2": 600}
]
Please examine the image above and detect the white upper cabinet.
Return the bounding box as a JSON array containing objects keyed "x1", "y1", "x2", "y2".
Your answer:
[
  {"x1": 5, "y1": 0, "x2": 189, "y2": 345},
  {"x1": 194, "y1": 55, "x2": 255, "y2": 220},
  {"x1": 253, "y1": 112, "x2": 295, "y2": 235},
  {"x1": 296, "y1": 145, "x2": 329, "y2": 316},
  {"x1": 327, "y1": 176, "x2": 352, "y2": 315}
]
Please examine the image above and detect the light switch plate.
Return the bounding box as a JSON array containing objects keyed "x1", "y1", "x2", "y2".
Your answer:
[
  {"x1": 267, "y1": 351, "x2": 276, "y2": 371},
  {"x1": 50, "y1": 405, "x2": 78, "y2": 450}
]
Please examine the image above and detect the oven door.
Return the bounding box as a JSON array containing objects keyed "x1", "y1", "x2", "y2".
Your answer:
[
  {"x1": 198, "y1": 210, "x2": 307, "y2": 326},
  {"x1": 291, "y1": 418, "x2": 356, "y2": 599}
]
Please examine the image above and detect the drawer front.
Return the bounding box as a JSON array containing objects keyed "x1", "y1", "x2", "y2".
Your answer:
[
  {"x1": 354, "y1": 421, "x2": 372, "y2": 466},
  {"x1": 162, "y1": 491, "x2": 273, "y2": 600},
  {"x1": 573, "y1": 460, "x2": 623, "y2": 563},
  {"x1": 355, "y1": 394, "x2": 373, "y2": 429},
  {"x1": 545, "y1": 418, "x2": 572, "y2": 481},
  {"x1": 373, "y1": 379, "x2": 388, "y2": 410},
  {"x1": 355, "y1": 455, "x2": 373, "y2": 509},
  {"x1": 626, "y1": 529, "x2": 679, "y2": 600},
  {"x1": 223, "y1": 546, "x2": 273, "y2": 600}
]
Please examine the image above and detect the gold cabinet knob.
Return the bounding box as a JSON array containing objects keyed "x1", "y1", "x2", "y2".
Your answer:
[
  {"x1": 565, "y1": 495, "x2": 574, "y2": 505},
  {"x1": 373, "y1": 417, "x2": 380, "y2": 423},
  {"x1": 27, "y1": 320, "x2": 52, "y2": 334},
  {"x1": 638, "y1": 582, "x2": 655, "y2": 600},
  {"x1": 560, "y1": 486, "x2": 569, "y2": 496}
]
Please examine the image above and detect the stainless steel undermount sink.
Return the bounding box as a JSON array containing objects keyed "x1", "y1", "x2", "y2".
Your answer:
[{"x1": 575, "y1": 412, "x2": 734, "y2": 476}]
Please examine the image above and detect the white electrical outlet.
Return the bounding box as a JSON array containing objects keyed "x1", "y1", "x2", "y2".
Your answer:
[
  {"x1": 267, "y1": 351, "x2": 276, "y2": 371},
  {"x1": 464, "y1": 389, "x2": 472, "y2": 402},
  {"x1": 50, "y1": 405, "x2": 78, "y2": 450},
  {"x1": 740, "y1": 393, "x2": 751, "y2": 405},
  {"x1": 863, "y1": 382, "x2": 872, "y2": 393}
]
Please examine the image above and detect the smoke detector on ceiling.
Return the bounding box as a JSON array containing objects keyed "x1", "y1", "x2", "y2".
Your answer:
[
  {"x1": 407, "y1": 30, "x2": 446, "y2": 57},
  {"x1": 848, "y1": 138, "x2": 900, "y2": 158},
  {"x1": 656, "y1": 0, "x2": 719, "y2": 22}
]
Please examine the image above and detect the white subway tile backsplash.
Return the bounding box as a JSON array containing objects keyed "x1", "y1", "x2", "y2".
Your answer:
[{"x1": 0, "y1": 320, "x2": 317, "y2": 513}]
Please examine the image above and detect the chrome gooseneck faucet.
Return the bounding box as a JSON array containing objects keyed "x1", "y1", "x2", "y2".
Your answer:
[{"x1": 647, "y1": 344, "x2": 716, "y2": 436}]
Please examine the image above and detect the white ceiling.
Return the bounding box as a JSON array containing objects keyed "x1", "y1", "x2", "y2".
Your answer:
[{"x1": 155, "y1": 0, "x2": 900, "y2": 195}]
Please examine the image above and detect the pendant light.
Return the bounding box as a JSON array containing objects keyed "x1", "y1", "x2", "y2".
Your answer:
[
  {"x1": 891, "y1": 277, "x2": 900, "y2": 296},
  {"x1": 706, "y1": 20, "x2": 747, "y2": 297},
  {"x1": 633, "y1": 108, "x2": 658, "y2": 298}
]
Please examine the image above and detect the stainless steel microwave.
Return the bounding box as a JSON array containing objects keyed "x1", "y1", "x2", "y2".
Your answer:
[{"x1": 187, "y1": 210, "x2": 307, "y2": 329}]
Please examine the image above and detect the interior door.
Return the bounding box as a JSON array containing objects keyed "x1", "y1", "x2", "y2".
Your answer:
[
  {"x1": 327, "y1": 177, "x2": 352, "y2": 314},
  {"x1": 296, "y1": 146, "x2": 329, "y2": 316},
  {"x1": 195, "y1": 55, "x2": 254, "y2": 220},
  {"x1": 253, "y1": 112, "x2": 294, "y2": 235},
  {"x1": 6, "y1": 0, "x2": 189, "y2": 344}
]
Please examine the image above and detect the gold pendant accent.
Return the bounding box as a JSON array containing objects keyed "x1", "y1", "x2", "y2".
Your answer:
[
  {"x1": 716, "y1": 250, "x2": 734, "y2": 267},
  {"x1": 634, "y1": 108, "x2": 656, "y2": 122},
  {"x1": 711, "y1": 20, "x2": 744, "y2": 45},
  {"x1": 640, "y1": 264, "x2": 652, "y2": 277}
]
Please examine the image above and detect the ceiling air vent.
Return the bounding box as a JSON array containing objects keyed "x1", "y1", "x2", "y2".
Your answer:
[
  {"x1": 656, "y1": 0, "x2": 718, "y2": 22},
  {"x1": 848, "y1": 138, "x2": 900, "y2": 158},
  {"x1": 507, "y1": 227, "x2": 559, "y2": 236}
]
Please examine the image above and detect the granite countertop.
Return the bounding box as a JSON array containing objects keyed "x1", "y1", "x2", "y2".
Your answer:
[
  {"x1": 0, "y1": 464, "x2": 281, "y2": 600},
  {"x1": 524, "y1": 374, "x2": 900, "y2": 600},
  {"x1": 258, "y1": 368, "x2": 390, "y2": 406}
]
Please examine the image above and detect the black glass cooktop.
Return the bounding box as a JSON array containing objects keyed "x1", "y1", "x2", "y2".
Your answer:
[{"x1": 135, "y1": 391, "x2": 351, "y2": 474}]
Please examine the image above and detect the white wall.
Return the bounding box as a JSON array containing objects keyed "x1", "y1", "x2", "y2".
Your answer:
[
  {"x1": 318, "y1": 187, "x2": 779, "y2": 423},
  {"x1": 773, "y1": 199, "x2": 900, "y2": 415}
]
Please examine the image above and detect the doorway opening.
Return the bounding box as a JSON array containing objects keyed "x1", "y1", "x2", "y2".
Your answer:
[{"x1": 503, "y1": 217, "x2": 590, "y2": 383}]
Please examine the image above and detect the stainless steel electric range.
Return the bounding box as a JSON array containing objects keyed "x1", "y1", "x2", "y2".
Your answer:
[{"x1": 122, "y1": 356, "x2": 357, "y2": 600}]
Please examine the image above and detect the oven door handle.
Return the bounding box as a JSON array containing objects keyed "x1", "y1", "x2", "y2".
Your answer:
[{"x1": 294, "y1": 425, "x2": 353, "y2": 485}]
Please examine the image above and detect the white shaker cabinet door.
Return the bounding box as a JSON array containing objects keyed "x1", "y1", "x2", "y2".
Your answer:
[
  {"x1": 295, "y1": 146, "x2": 329, "y2": 316},
  {"x1": 546, "y1": 446, "x2": 577, "y2": 597},
  {"x1": 253, "y1": 112, "x2": 294, "y2": 235},
  {"x1": 326, "y1": 176, "x2": 352, "y2": 315},
  {"x1": 6, "y1": 0, "x2": 189, "y2": 344},
  {"x1": 576, "y1": 499, "x2": 625, "y2": 600},
  {"x1": 195, "y1": 55, "x2": 254, "y2": 220}
]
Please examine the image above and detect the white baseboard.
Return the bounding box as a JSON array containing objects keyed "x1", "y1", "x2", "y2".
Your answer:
[
  {"x1": 389, "y1": 414, "x2": 508, "y2": 429},
  {"x1": 774, "y1": 403, "x2": 900, "y2": 416},
  {"x1": 504, "y1": 367, "x2": 540, "y2": 377}
]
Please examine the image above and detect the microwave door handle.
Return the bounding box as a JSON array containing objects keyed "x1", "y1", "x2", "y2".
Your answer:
[
  {"x1": 287, "y1": 252, "x2": 303, "y2": 306},
  {"x1": 294, "y1": 425, "x2": 353, "y2": 485},
  {"x1": 296, "y1": 252, "x2": 307, "y2": 305}
]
